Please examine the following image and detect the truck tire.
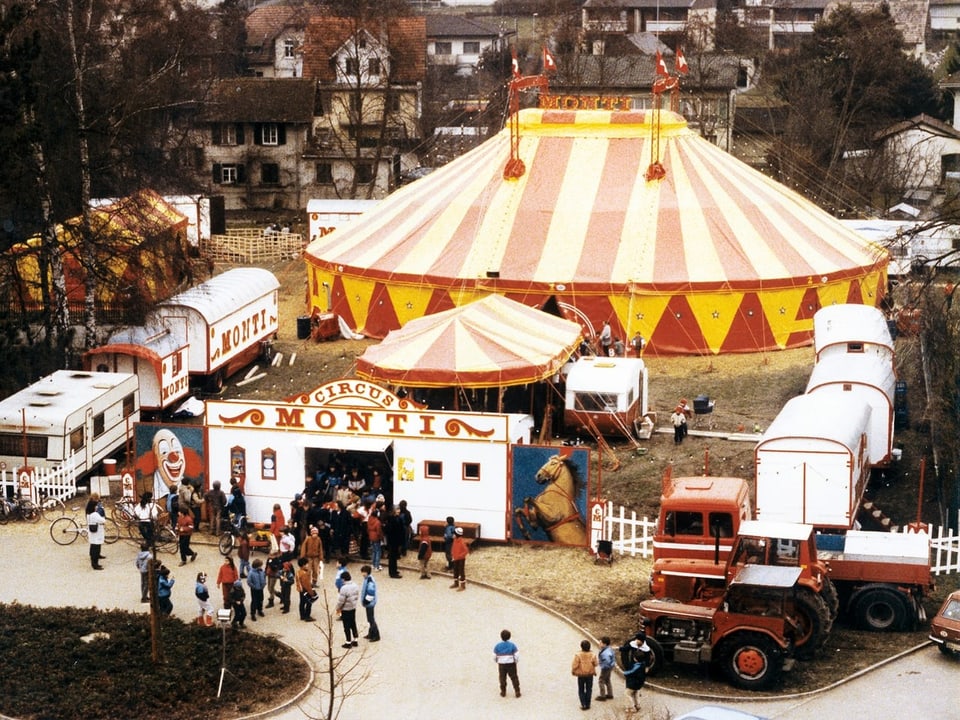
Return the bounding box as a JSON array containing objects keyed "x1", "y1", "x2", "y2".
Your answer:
[
  {"x1": 205, "y1": 369, "x2": 224, "y2": 394},
  {"x1": 717, "y1": 631, "x2": 784, "y2": 691},
  {"x1": 852, "y1": 586, "x2": 908, "y2": 631},
  {"x1": 793, "y1": 587, "x2": 832, "y2": 659},
  {"x1": 643, "y1": 636, "x2": 665, "y2": 678}
]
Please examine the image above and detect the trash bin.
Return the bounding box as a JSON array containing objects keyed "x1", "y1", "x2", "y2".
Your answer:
[
  {"x1": 296, "y1": 315, "x2": 311, "y2": 340},
  {"x1": 102, "y1": 459, "x2": 117, "y2": 476}
]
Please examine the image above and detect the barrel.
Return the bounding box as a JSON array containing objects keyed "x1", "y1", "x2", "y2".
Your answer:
[
  {"x1": 103, "y1": 458, "x2": 117, "y2": 476},
  {"x1": 296, "y1": 315, "x2": 311, "y2": 340}
]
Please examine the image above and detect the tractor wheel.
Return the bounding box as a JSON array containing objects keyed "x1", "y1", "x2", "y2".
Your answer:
[
  {"x1": 643, "y1": 636, "x2": 665, "y2": 678},
  {"x1": 852, "y1": 586, "x2": 908, "y2": 631},
  {"x1": 793, "y1": 587, "x2": 832, "y2": 660},
  {"x1": 717, "y1": 632, "x2": 784, "y2": 691},
  {"x1": 821, "y1": 577, "x2": 840, "y2": 620}
]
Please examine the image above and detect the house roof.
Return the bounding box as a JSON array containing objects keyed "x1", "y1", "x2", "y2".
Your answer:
[
  {"x1": 583, "y1": 0, "x2": 716, "y2": 9},
  {"x1": 425, "y1": 15, "x2": 507, "y2": 39},
  {"x1": 874, "y1": 113, "x2": 960, "y2": 142},
  {"x1": 200, "y1": 78, "x2": 316, "y2": 123},
  {"x1": 553, "y1": 52, "x2": 740, "y2": 89},
  {"x1": 303, "y1": 15, "x2": 426, "y2": 84},
  {"x1": 244, "y1": 5, "x2": 323, "y2": 63}
]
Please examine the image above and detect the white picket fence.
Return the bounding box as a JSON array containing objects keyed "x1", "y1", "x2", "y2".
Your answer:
[
  {"x1": 600, "y1": 501, "x2": 960, "y2": 575},
  {"x1": 0, "y1": 454, "x2": 79, "y2": 505}
]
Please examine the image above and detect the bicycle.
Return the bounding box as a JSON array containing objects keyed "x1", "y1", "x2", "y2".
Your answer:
[
  {"x1": 49, "y1": 508, "x2": 120, "y2": 546},
  {"x1": 37, "y1": 495, "x2": 67, "y2": 522},
  {"x1": 112, "y1": 498, "x2": 177, "y2": 553},
  {"x1": 0, "y1": 495, "x2": 40, "y2": 524},
  {"x1": 218, "y1": 514, "x2": 275, "y2": 556}
]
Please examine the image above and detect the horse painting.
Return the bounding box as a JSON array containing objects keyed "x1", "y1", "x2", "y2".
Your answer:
[{"x1": 514, "y1": 453, "x2": 587, "y2": 545}]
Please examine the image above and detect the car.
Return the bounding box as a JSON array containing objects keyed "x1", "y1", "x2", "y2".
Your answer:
[
  {"x1": 929, "y1": 589, "x2": 960, "y2": 658},
  {"x1": 675, "y1": 707, "x2": 768, "y2": 720}
]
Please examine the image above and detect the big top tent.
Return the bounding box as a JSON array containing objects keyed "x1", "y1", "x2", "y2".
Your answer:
[
  {"x1": 354, "y1": 294, "x2": 582, "y2": 388},
  {"x1": 304, "y1": 108, "x2": 888, "y2": 355}
]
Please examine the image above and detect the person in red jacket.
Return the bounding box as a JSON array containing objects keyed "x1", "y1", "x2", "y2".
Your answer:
[
  {"x1": 450, "y1": 527, "x2": 468, "y2": 591},
  {"x1": 216, "y1": 556, "x2": 239, "y2": 608},
  {"x1": 270, "y1": 503, "x2": 285, "y2": 541},
  {"x1": 366, "y1": 509, "x2": 384, "y2": 572}
]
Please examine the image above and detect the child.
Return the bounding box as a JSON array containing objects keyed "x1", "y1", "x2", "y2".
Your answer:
[
  {"x1": 230, "y1": 579, "x2": 247, "y2": 629},
  {"x1": 237, "y1": 531, "x2": 251, "y2": 579},
  {"x1": 442, "y1": 516, "x2": 456, "y2": 570},
  {"x1": 247, "y1": 558, "x2": 267, "y2": 621},
  {"x1": 596, "y1": 636, "x2": 616, "y2": 701},
  {"x1": 265, "y1": 551, "x2": 282, "y2": 608},
  {"x1": 157, "y1": 566, "x2": 175, "y2": 616},
  {"x1": 195, "y1": 572, "x2": 214, "y2": 626},
  {"x1": 417, "y1": 524, "x2": 433, "y2": 579},
  {"x1": 279, "y1": 561, "x2": 295, "y2": 613},
  {"x1": 334, "y1": 556, "x2": 349, "y2": 590}
]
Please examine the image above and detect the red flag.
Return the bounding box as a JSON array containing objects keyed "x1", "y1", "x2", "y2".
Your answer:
[
  {"x1": 542, "y1": 45, "x2": 557, "y2": 73},
  {"x1": 675, "y1": 47, "x2": 689, "y2": 75},
  {"x1": 511, "y1": 48, "x2": 521, "y2": 78},
  {"x1": 654, "y1": 51, "x2": 669, "y2": 77}
]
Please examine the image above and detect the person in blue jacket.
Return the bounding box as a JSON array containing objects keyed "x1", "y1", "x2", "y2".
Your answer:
[{"x1": 360, "y1": 564, "x2": 380, "y2": 641}]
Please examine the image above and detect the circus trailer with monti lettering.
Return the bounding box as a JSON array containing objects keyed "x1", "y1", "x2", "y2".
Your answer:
[
  {"x1": 149, "y1": 268, "x2": 280, "y2": 393},
  {"x1": 204, "y1": 379, "x2": 534, "y2": 539}
]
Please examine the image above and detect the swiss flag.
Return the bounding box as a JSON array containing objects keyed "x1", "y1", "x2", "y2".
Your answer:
[
  {"x1": 511, "y1": 48, "x2": 521, "y2": 78},
  {"x1": 543, "y1": 45, "x2": 557, "y2": 73},
  {"x1": 655, "y1": 51, "x2": 669, "y2": 77},
  {"x1": 675, "y1": 47, "x2": 689, "y2": 75}
]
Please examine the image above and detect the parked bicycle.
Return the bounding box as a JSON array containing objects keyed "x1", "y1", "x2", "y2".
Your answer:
[
  {"x1": 111, "y1": 497, "x2": 177, "y2": 552},
  {"x1": 37, "y1": 495, "x2": 67, "y2": 522},
  {"x1": 0, "y1": 494, "x2": 40, "y2": 524},
  {"x1": 218, "y1": 513, "x2": 276, "y2": 556},
  {"x1": 49, "y1": 507, "x2": 120, "y2": 545}
]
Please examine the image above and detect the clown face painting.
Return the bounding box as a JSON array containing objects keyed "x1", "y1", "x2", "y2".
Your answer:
[
  {"x1": 152, "y1": 428, "x2": 185, "y2": 500},
  {"x1": 134, "y1": 424, "x2": 205, "y2": 502}
]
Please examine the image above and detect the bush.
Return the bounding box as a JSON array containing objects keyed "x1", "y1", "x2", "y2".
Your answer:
[{"x1": 0, "y1": 603, "x2": 309, "y2": 720}]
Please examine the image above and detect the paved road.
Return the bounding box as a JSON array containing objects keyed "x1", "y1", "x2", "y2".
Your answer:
[{"x1": 1, "y1": 521, "x2": 957, "y2": 720}]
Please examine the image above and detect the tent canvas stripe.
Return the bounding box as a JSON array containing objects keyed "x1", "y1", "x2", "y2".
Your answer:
[{"x1": 536, "y1": 137, "x2": 607, "y2": 282}]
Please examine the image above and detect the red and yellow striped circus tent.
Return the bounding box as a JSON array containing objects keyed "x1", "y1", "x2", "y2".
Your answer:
[
  {"x1": 355, "y1": 294, "x2": 583, "y2": 388},
  {"x1": 304, "y1": 108, "x2": 888, "y2": 355}
]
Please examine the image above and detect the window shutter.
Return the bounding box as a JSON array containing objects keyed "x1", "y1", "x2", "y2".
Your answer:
[
  {"x1": 237, "y1": 165, "x2": 246, "y2": 183},
  {"x1": 212, "y1": 164, "x2": 221, "y2": 184},
  {"x1": 253, "y1": 124, "x2": 262, "y2": 145},
  {"x1": 212, "y1": 125, "x2": 222, "y2": 145},
  {"x1": 236, "y1": 124, "x2": 245, "y2": 144},
  {"x1": 278, "y1": 125, "x2": 286, "y2": 145}
]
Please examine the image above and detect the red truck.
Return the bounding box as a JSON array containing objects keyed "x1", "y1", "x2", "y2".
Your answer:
[{"x1": 651, "y1": 475, "x2": 933, "y2": 647}]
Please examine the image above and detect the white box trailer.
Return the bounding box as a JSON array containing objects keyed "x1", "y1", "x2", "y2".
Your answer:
[
  {"x1": 84, "y1": 322, "x2": 191, "y2": 414},
  {"x1": 755, "y1": 393, "x2": 871, "y2": 530},
  {"x1": 0, "y1": 371, "x2": 139, "y2": 477},
  {"x1": 813, "y1": 304, "x2": 893, "y2": 363},
  {"x1": 563, "y1": 356, "x2": 648, "y2": 438},
  {"x1": 806, "y1": 353, "x2": 896, "y2": 466},
  {"x1": 307, "y1": 198, "x2": 380, "y2": 244},
  {"x1": 151, "y1": 268, "x2": 279, "y2": 391}
]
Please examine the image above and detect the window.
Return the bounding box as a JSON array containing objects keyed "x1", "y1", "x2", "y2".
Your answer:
[
  {"x1": 122, "y1": 393, "x2": 136, "y2": 418},
  {"x1": 283, "y1": 38, "x2": 295, "y2": 58},
  {"x1": 212, "y1": 123, "x2": 243, "y2": 146},
  {"x1": 573, "y1": 392, "x2": 618, "y2": 412},
  {"x1": 261, "y1": 163, "x2": 280, "y2": 185},
  {"x1": 345, "y1": 57, "x2": 360, "y2": 75},
  {"x1": 425, "y1": 461, "x2": 442, "y2": 478},
  {"x1": 93, "y1": 412, "x2": 105, "y2": 439},
  {"x1": 355, "y1": 162, "x2": 375, "y2": 184},
  {"x1": 846, "y1": 342, "x2": 864, "y2": 353},
  {"x1": 0, "y1": 433, "x2": 46, "y2": 458},
  {"x1": 435, "y1": 41, "x2": 452, "y2": 55},
  {"x1": 386, "y1": 92, "x2": 401, "y2": 112},
  {"x1": 463, "y1": 41, "x2": 480, "y2": 54},
  {"x1": 70, "y1": 427, "x2": 85, "y2": 453},
  {"x1": 316, "y1": 162, "x2": 333, "y2": 184},
  {"x1": 215, "y1": 163, "x2": 245, "y2": 184},
  {"x1": 260, "y1": 123, "x2": 279, "y2": 145},
  {"x1": 661, "y1": 511, "x2": 704, "y2": 536},
  {"x1": 462, "y1": 462, "x2": 480, "y2": 481},
  {"x1": 368, "y1": 58, "x2": 381, "y2": 75}
]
